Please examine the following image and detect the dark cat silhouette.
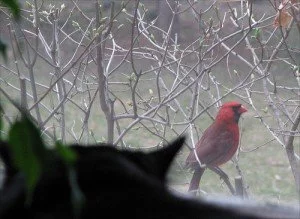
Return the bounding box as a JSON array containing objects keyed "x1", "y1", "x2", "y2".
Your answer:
[{"x1": 0, "y1": 137, "x2": 297, "y2": 219}]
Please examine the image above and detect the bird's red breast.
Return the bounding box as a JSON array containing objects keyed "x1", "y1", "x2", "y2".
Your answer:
[{"x1": 186, "y1": 101, "x2": 247, "y2": 169}]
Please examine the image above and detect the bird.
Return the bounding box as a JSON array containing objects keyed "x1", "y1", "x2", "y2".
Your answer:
[{"x1": 185, "y1": 101, "x2": 247, "y2": 195}]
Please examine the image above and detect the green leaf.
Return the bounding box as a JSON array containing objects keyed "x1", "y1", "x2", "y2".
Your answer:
[
  {"x1": 251, "y1": 28, "x2": 261, "y2": 39},
  {"x1": 1, "y1": 0, "x2": 21, "y2": 19},
  {"x1": 8, "y1": 115, "x2": 47, "y2": 204},
  {"x1": 55, "y1": 141, "x2": 77, "y2": 166}
]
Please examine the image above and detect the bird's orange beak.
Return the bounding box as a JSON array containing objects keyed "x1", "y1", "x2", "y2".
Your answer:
[{"x1": 239, "y1": 105, "x2": 247, "y2": 114}]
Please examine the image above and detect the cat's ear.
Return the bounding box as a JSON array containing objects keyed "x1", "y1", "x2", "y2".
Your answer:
[{"x1": 148, "y1": 136, "x2": 186, "y2": 180}]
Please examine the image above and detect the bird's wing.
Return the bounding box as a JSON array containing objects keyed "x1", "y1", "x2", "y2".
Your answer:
[
  {"x1": 186, "y1": 123, "x2": 237, "y2": 168},
  {"x1": 197, "y1": 127, "x2": 235, "y2": 166}
]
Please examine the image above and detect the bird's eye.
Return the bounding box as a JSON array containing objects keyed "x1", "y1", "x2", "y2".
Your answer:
[
  {"x1": 232, "y1": 105, "x2": 241, "y2": 110},
  {"x1": 232, "y1": 105, "x2": 242, "y2": 114}
]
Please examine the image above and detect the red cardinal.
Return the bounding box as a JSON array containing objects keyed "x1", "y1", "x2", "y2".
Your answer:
[{"x1": 186, "y1": 101, "x2": 247, "y2": 194}]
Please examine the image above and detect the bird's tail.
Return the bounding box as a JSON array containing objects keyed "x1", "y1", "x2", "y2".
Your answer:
[{"x1": 188, "y1": 168, "x2": 205, "y2": 196}]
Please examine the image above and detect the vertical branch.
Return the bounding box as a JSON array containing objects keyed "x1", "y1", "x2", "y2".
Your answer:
[
  {"x1": 95, "y1": 0, "x2": 114, "y2": 144},
  {"x1": 50, "y1": 9, "x2": 66, "y2": 142},
  {"x1": 78, "y1": 59, "x2": 95, "y2": 144},
  {"x1": 155, "y1": 10, "x2": 176, "y2": 103},
  {"x1": 28, "y1": 0, "x2": 42, "y2": 125},
  {"x1": 27, "y1": 61, "x2": 42, "y2": 125},
  {"x1": 189, "y1": 76, "x2": 200, "y2": 121},
  {"x1": 7, "y1": 24, "x2": 28, "y2": 110},
  {"x1": 130, "y1": 0, "x2": 140, "y2": 118},
  {"x1": 129, "y1": 73, "x2": 140, "y2": 119},
  {"x1": 235, "y1": 176, "x2": 244, "y2": 198},
  {"x1": 11, "y1": 0, "x2": 43, "y2": 126},
  {"x1": 285, "y1": 111, "x2": 300, "y2": 194},
  {"x1": 19, "y1": 78, "x2": 28, "y2": 110}
]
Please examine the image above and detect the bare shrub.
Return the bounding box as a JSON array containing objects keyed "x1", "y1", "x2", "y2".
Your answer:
[{"x1": 0, "y1": 0, "x2": 299, "y2": 202}]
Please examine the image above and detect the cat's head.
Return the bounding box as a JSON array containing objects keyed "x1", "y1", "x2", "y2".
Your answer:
[{"x1": 71, "y1": 136, "x2": 186, "y2": 184}]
